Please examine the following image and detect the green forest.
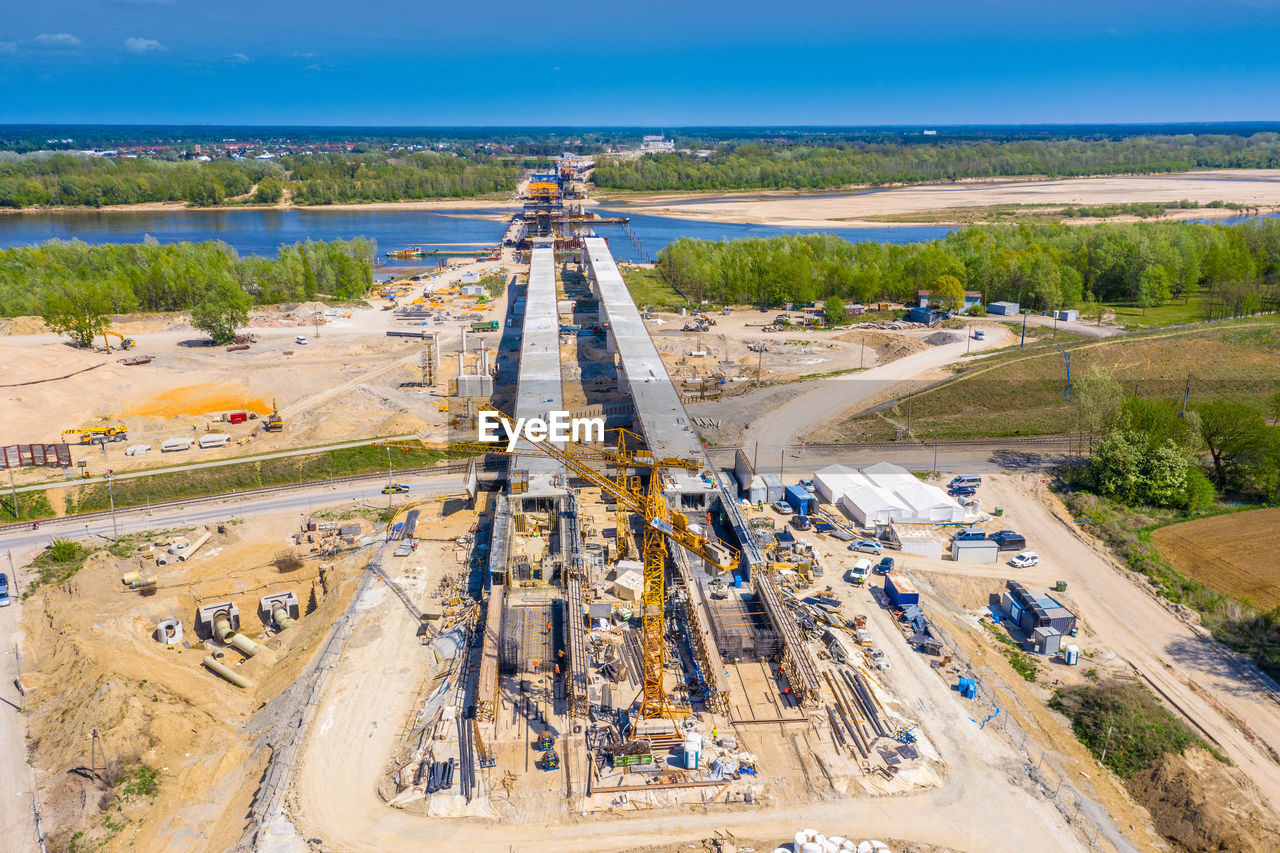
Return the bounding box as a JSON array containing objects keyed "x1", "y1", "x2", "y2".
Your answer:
[
  {"x1": 0, "y1": 151, "x2": 520, "y2": 208},
  {"x1": 0, "y1": 237, "x2": 376, "y2": 318},
  {"x1": 656, "y1": 219, "x2": 1280, "y2": 315},
  {"x1": 594, "y1": 134, "x2": 1280, "y2": 191}
]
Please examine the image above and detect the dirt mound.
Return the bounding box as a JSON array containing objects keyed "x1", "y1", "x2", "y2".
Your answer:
[
  {"x1": 289, "y1": 301, "x2": 330, "y2": 317},
  {"x1": 0, "y1": 315, "x2": 47, "y2": 335},
  {"x1": 373, "y1": 411, "x2": 429, "y2": 436},
  {"x1": 923, "y1": 331, "x2": 962, "y2": 346},
  {"x1": 125, "y1": 384, "x2": 272, "y2": 419},
  {"x1": 1126, "y1": 747, "x2": 1280, "y2": 852}
]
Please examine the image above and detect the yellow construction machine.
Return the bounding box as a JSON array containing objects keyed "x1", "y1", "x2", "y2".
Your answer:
[
  {"x1": 62, "y1": 425, "x2": 129, "y2": 444},
  {"x1": 264, "y1": 399, "x2": 284, "y2": 432},
  {"x1": 379, "y1": 405, "x2": 738, "y2": 722},
  {"x1": 102, "y1": 330, "x2": 136, "y2": 352}
]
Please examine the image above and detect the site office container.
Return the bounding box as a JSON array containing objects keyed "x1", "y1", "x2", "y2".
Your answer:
[
  {"x1": 784, "y1": 485, "x2": 814, "y2": 515},
  {"x1": 885, "y1": 574, "x2": 920, "y2": 607},
  {"x1": 228, "y1": 411, "x2": 248, "y2": 425}
]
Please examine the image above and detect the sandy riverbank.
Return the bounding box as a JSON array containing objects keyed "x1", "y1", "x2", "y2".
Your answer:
[{"x1": 594, "y1": 169, "x2": 1280, "y2": 227}]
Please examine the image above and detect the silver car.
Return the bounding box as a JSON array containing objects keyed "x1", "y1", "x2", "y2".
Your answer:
[{"x1": 847, "y1": 539, "x2": 883, "y2": 555}]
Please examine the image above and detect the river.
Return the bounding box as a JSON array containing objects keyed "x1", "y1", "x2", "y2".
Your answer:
[{"x1": 0, "y1": 207, "x2": 955, "y2": 265}]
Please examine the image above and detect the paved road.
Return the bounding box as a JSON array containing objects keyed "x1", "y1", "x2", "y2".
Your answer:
[
  {"x1": 9, "y1": 435, "x2": 417, "y2": 495},
  {"x1": 0, "y1": 473, "x2": 468, "y2": 557},
  {"x1": 709, "y1": 442, "x2": 1071, "y2": 478}
]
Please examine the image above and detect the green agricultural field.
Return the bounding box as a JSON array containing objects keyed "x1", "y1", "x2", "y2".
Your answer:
[{"x1": 840, "y1": 318, "x2": 1280, "y2": 441}]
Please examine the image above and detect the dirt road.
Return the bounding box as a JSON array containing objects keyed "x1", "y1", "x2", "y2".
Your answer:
[
  {"x1": 740, "y1": 325, "x2": 1012, "y2": 451},
  {"x1": 979, "y1": 476, "x2": 1280, "y2": 806},
  {"x1": 0, "y1": 605, "x2": 39, "y2": 853}
]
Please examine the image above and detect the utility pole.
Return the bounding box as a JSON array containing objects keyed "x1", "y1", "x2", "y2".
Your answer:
[
  {"x1": 106, "y1": 471, "x2": 118, "y2": 539},
  {"x1": 1020, "y1": 311, "x2": 1028, "y2": 348},
  {"x1": 928, "y1": 429, "x2": 938, "y2": 476},
  {"x1": 5, "y1": 549, "x2": 17, "y2": 598},
  {"x1": 860, "y1": 333, "x2": 865, "y2": 369},
  {"x1": 7, "y1": 467, "x2": 16, "y2": 522},
  {"x1": 905, "y1": 390, "x2": 913, "y2": 438},
  {"x1": 386, "y1": 447, "x2": 394, "y2": 507}
]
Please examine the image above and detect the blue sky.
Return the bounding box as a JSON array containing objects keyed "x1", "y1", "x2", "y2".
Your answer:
[{"x1": 1, "y1": 0, "x2": 1278, "y2": 125}]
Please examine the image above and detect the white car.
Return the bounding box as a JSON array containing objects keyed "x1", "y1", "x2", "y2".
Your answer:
[
  {"x1": 771, "y1": 500, "x2": 793, "y2": 515},
  {"x1": 295, "y1": 335, "x2": 309, "y2": 345},
  {"x1": 1009, "y1": 551, "x2": 1039, "y2": 568}
]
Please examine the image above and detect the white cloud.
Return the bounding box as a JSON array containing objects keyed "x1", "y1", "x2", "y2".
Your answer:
[
  {"x1": 225, "y1": 52, "x2": 249, "y2": 64},
  {"x1": 124, "y1": 37, "x2": 167, "y2": 54},
  {"x1": 31, "y1": 33, "x2": 83, "y2": 49},
  {"x1": 293, "y1": 51, "x2": 316, "y2": 59},
  {"x1": 108, "y1": 0, "x2": 177, "y2": 5},
  {"x1": 304, "y1": 63, "x2": 321, "y2": 72},
  {"x1": 0, "y1": 42, "x2": 17, "y2": 54}
]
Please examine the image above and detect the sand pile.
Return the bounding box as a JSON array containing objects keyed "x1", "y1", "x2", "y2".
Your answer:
[
  {"x1": 290, "y1": 301, "x2": 330, "y2": 317},
  {"x1": 125, "y1": 384, "x2": 272, "y2": 419},
  {"x1": 373, "y1": 411, "x2": 429, "y2": 436},
  {"x1": 0, "y1": 316, "x2": 47, "y2": 335},
  {"x1": 923, "y1": 331, "x2": 963, "y2": 346}
]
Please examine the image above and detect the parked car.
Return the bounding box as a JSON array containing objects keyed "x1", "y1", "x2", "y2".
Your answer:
[
  {"x1": 791, "y1": 515, "x2": 812, "y2": 531},
  {"x1": 951, "y1": 528, "x2": 986, "y2": 541},
  {"x1": 988, "y1": 530, "x2": 1027, "y2": 551},
  {"x1": 295, "y1": 335, "x2": 309, "y2": 345},
  {"x1": 973, "y1": 329, "x2": 985, "y2": 340},
  {"x1": 0, "y1": 572, "x2": 9, "y2": 607},
  {"x1": 875, "y1": 557, "x2": 895, "y2": 574},
  {"x1": 771, "y1": 500, "x2": 793, "y2": 515},
  {"x1": 948, "y1": 485, "x2": 977, "y2": 497},
  {"x1": 848, "y1": 539, "x2": 883, "y2": 555},
  {"x1": 948, "y1": 474, "x2": 982, "y2": 490},
  {"x1": 849, "y1": 558, "x2": 873, "y2": 585},
  {"x1": 1009, "y1": 551, "x2": 1040, "y2": 568},
  {"x1": 381, "y1": 483, "x2": 410, "y2": 494}
]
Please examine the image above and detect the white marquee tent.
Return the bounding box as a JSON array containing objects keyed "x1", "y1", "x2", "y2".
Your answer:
[{"x1": 814, "y1": 461, "x2": 965, "y2": 526}]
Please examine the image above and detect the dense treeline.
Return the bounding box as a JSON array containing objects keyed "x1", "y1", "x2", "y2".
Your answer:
[
  {"x1": 657, "y1": 219, "x2": 1280, "y2": 314},
  {"x1": 0, "y1": 151, "x2": 519, "y2": 208},
  {"x1": 285, "y1": 152, "x2": 519, "y2": 204},
  {"x1": 595, "y1": 134, "x2": 1280, "y2": 191},
  {"x1": 0, "y1": 237, "x2": 376, "y2": 317}
]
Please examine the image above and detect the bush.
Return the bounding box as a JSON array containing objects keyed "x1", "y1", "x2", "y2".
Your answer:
[{"x1": 1050, "y1": 681, "x2": 1203, "y2": 778}]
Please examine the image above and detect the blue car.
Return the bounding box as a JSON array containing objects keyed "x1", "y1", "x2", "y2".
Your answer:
[
  {"x1": 0, "y1": 572, "x2": 10, "y2": 607},
  {"x1": 949, "y1": 486, "x2": 977, "y2": 497}
]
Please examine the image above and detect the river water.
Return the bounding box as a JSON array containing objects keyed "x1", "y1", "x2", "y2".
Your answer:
[
  {"x1": 1, "y1": 207, "x2": 1270, "y2": 265},
  {"x1": 0, "y1": 206, "x2": 955, "y2": 264}
]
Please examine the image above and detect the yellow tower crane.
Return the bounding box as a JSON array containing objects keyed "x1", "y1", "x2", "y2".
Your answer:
[{"x1": 378, "y1": 409, "x2": 738, "y2": 721}]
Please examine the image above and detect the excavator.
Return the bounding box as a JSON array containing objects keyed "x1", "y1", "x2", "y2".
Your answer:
[
  {"x1": 101, "y1": 330, "x2": 136, "y2": 352},
  {"x1": 264, "y1": 399, "x2": 284, "y2": 432}
]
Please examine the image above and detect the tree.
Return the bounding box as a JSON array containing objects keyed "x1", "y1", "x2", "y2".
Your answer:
[
  {"x1": 1072, "y1": 366, "x2": 1124, "y2": 451},
  {"x1": 40, "y1": 281, "x2": 112, "y2": 347},
  {"x1": 824, "y1": 296, "x2": 847, "y2": 326},
  {"x1": 252, "y1": 176, "x2": 285, "y2": 204},
  {"x1": 1087, "y1": 430, "x2": 1192, "y2": 508},
  {"x1": 931, "y1": 275, "x2": 965, "y2": 313},
  {"x1": 1195, "y1": 399, "x2": 1268, "y2": 490},
  {"x1": 1135, "y1": 265, "x2": 1171, "y2": 314},
  {"x1": 190, "y1": 279, "x2": 250, "y2": 345}
]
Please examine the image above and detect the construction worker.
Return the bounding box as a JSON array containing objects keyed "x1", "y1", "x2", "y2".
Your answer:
[{"x1": 711, "y1": 726, "x2": 718, "y2": 740}]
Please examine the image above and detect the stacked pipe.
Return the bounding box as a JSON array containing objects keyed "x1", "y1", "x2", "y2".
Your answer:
[
  {"x1": 177, "y1": 531, "x2": 211, "y2": 562},
  {"x1": 845, "y1": 672, "x2": 887, "y2": 739}
]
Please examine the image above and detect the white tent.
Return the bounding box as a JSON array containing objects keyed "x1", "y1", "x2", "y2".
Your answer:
[{"x1": 815, "y1": 462, "x2": 965, "y2": 526}]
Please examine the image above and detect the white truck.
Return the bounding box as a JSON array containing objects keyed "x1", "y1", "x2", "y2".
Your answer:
[{"x1": 849, "y1": 558, "x2": 873, "y2": 586}]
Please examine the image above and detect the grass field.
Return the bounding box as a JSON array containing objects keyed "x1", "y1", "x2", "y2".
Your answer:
[
  {"x1": 620, "y1": 266, "x2": 687, "y2": 309},
  {"x1": 1152, "y1": 508, "x2": 1280, "y2": 609},
  {"x1": 1103, "y1": 292, "x2": 1211, "y2": 330},
  {"x1": 841, "y1": 317, "x2": 1280, "y2": 440}
]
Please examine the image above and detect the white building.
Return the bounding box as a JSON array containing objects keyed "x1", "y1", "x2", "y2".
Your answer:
[{"x1": 814, "y1": 462, "x2": 965, "y2": 526}]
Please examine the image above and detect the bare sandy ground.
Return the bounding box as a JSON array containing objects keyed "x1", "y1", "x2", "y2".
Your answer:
[{"x1": 598, "y1": 170, "x2": 1280, "y2": 227}]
